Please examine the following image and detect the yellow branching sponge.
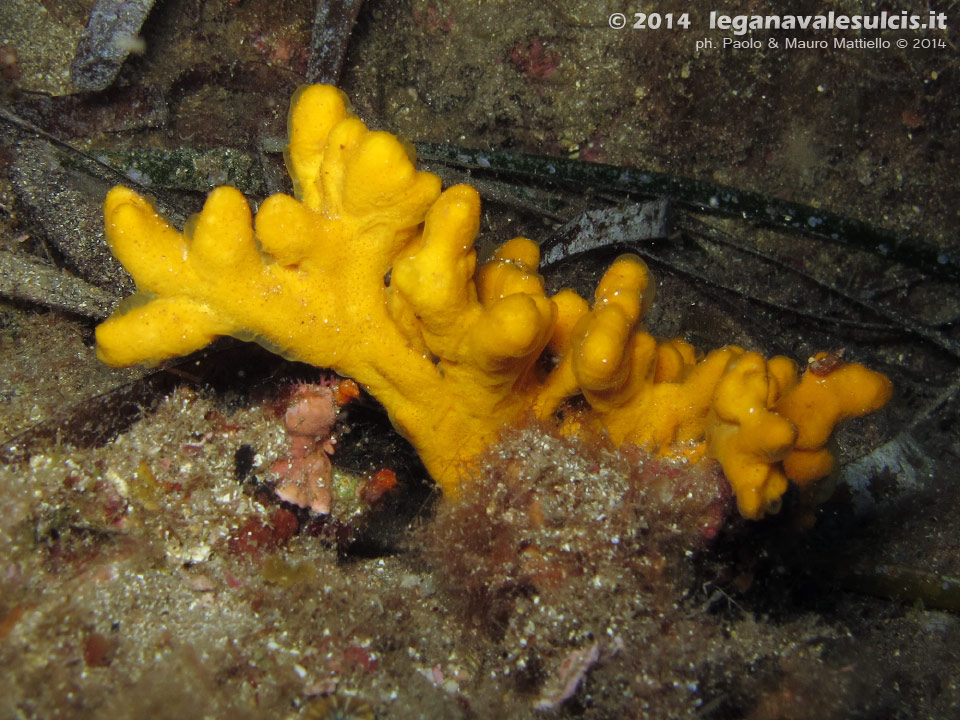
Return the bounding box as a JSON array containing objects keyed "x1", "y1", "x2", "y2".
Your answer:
[
  {"x1": 563, "y1": 256, "x2": 892, "y2": 517},
  {"x1": 95, "y1": 84, "x2": 892, "y2": 518},
  {"x1": 97, "y1": 85, "x2": 579, "y2": 498}
]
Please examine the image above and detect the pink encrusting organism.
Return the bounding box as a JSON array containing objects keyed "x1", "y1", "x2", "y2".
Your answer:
[{"x1": 271, "y1": 384, "x2": 340, "y2": 514}]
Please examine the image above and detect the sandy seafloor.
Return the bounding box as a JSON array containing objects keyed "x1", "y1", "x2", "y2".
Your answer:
[{"x1": 1, "y1": 1, "x2": 960, "y2": 718}]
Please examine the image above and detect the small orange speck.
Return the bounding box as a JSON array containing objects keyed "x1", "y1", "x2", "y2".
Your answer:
[
  {"x1": 335, "y1": 378, "x2": 361, "y2": 406},
  {"x1": 359, "y1": 469, "x2": 398, "y2": 505}
]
